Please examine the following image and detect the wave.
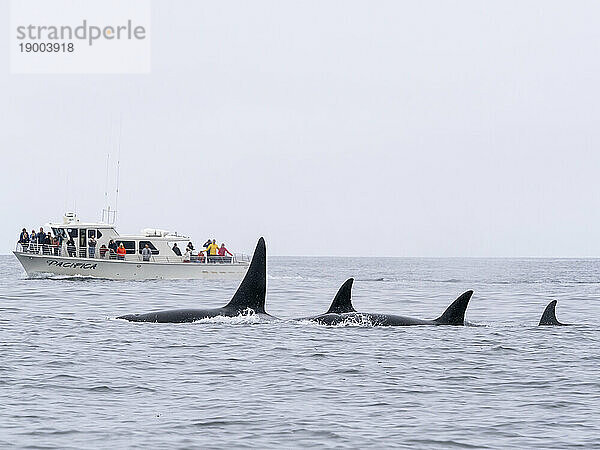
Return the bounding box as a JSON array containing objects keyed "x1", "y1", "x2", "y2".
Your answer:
[
  {"x1": 465, "y1": 320, "x2": 488, "y2": 327},
  {"x1": 415, "y1": 278, "x2": 600, "y2": 285},
  {"x1": 27, "y1": 273, "x2": 106, "y2": 281},
  {"x1": 267, "y1": 274, "x2": 317, "y2": 281}
]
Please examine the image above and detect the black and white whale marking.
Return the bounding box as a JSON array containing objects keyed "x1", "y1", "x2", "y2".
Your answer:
[
  {"x1": 299, "y1": 278, "x2": 474, "y2": 326},
  {"x1": 538, "y1": 300, "x2": 568, "y2": 326},
  {"x1": 117, "y1": 237, "x2": 271, "y2": 323}
]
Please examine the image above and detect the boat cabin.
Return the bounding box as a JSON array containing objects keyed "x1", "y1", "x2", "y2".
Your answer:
[{"x1": 44, "y1": 212, "x2": 197, "y2": 262}]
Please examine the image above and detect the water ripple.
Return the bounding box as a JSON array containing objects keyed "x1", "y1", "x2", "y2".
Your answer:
[{"x1": 1, "y1": 255, "x2": 600, "y2": 448}]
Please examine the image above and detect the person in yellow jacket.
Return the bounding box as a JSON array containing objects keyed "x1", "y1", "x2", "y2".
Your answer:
[{"x1": 205, "y1": 239, "x2": 219, "y2": 262}]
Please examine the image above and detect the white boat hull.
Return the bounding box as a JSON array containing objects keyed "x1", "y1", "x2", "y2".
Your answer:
[{"x1": 13, "y1": 252, "x2": 249, "y2": 280}]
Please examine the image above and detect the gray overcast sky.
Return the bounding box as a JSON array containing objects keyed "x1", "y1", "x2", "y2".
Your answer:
[{"x1": 1, "y1": 0, "x2": 600, "y2": 256}]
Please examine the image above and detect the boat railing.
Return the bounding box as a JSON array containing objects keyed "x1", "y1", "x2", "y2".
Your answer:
[
  {"x1": 16, "y1": 242, "x2": 250, "y2": 264},
  {"x1": 233, "y1": 253, "x2": 250, "y2": 263},
  {"x1": 135, "y1": 254, "x2": 239, "y2": 264},
  {"x1": 16, "y1": 242, "x2": 65, "y2": 257}
]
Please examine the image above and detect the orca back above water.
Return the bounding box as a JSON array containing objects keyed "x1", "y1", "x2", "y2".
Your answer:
[
  {"x1": 117, "y1": 237, "x2": 270, "y2": 323},
  {"x1": 539, "y1": 300, "x2": 568, "y2": 326},
  {"x1": 301, "y1": 278, "x2": 474, "y2": 326}
]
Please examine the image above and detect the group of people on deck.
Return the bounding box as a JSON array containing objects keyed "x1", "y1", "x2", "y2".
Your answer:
[
  {"x1": 172, "y1": 239, "x2": 233, "y2": 263},
  {"x1": 19, "y1": 227, "x2": 232, "y2": 263},
  {"x1": 18, "y1": 227, "x2": 122, "y2": 259},
  {"x1": 18, "y1": 227, "x2": 66, "y2": 256},
  {"x1": 99, "y1": 240, "x2": 127, "y2": 260}
]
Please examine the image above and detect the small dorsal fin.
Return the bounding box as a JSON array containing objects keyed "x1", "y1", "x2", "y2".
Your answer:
[
  {"x1": 326, "y1": 278, "x2": 355, "y2": 313},
  {"x1": 224, "y1": 237, "x2": 266, "y2": 313},
  {"x1": 434, "y1": 290, "x2": 473, "y2": 325},
  {"x1": 539, "y1": 300, "x2": 565, "y2": 326}
]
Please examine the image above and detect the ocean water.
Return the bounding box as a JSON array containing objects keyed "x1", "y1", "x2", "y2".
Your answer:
[{"x1": 1, "y1": 254, "x2": 599, "y2": 449}]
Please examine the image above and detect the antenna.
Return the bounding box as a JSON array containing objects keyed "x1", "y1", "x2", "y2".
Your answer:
[
  {"x1": 114, "y1": 117, "x2": 122, "y2": 225},
  {"x1": 101, "y1": 117, "x2": 119, "y2": 224},
  {"x1": 65, "y1": 172, "x2": 68, "y2": 212},
  {"x1": 104, "y1": 153, "x2": 110, "y2": 209}
]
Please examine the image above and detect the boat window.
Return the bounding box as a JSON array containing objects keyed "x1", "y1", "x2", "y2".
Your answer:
[
  {"x1": 115, "y1": 240, "x2": 136, "y2": 254},
  {"x1": 88, "y1": 229, "x2": 96, "y2": 239},
  {"x1": 52, "y1": 227, "x2": 67, "y2": 238},
  {"x1": 79, "y1": 229, "x2": 87, "y2": 248},
  {"x1": 67, "y1": 228, "x2": 78, "y2": 239},
  {"x1": 138, "y1": 241, "x2": 159, "y2": 255},
  {"x1": 96, "y1": 229, "x2": 103, "y2": 239}
]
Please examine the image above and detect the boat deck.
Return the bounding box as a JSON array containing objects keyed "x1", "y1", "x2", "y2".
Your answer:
[{"x1": 15, "y1": 243, "x2": 249, "y2": 265}]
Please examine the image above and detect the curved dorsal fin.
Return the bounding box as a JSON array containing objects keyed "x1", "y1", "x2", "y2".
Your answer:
[
  {"x1": 539, "y1": 300, "x2": 564, "y2": 326},
  {"x1": 224, "y1": 237, "x2": 266, "y2": 313},
  {"x1": 326, "y1": 278, "x2": 355, "y2": 313},
  {"x1": 434, "y1": 290, "x2": 473, "y2": 325}
]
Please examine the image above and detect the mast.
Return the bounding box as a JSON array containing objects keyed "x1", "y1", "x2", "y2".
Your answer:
[
  {"x1": 101, "y1": 117, "x2": 121, "y2": 225},
  {"x1": 114, "y1": 117, "x2": 122, "y2": 225}
]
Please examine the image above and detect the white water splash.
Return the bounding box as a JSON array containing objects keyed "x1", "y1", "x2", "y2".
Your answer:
[
  {"x1": 194, "y1": 308, "x2": 267, "y2": 325},
  {"x1": 295, "y1": 315, "x2": 377, "y2": 328}
]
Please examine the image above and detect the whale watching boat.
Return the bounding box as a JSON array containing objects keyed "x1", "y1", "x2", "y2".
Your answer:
[{"x1": 14, "y1": 212, "x2": 250, "y2": 280}]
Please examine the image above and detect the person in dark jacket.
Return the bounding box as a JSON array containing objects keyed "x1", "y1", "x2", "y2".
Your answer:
[
  {"x1": 42, "y1": 232, "x2": 52, "y2": 255},
  {"x1": 88, "y1": 236, "x2": 97, "y2": 258},
  {"x1": 37, "y1": 227, "x2": 46, "y2": 253},
  {"x1": 56, "y1": 232, "x2": 63, "y2": 248},
  {"x1": 108, "y1": 239, "x2": 117, "y2": 259},
  {"x1": 18, "y1": 228, "x2": 29, "y2": 251},
  {"x1": 172, "y1": 243, "x2": 182, "y2": 256},
  {"x1": 29, "y1": 229, "x2": 38, "y2": 253},
  {"x1": 66, "y1": 238, "x2": 76, "y2": 257},
  {"x1": 19, "y1": 228, "x2": 29, "y2": 244}
]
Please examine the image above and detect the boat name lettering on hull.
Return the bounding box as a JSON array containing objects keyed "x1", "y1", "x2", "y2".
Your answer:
[{"x1": 47, "y1": 260, "x2": 98, "y2": 270}]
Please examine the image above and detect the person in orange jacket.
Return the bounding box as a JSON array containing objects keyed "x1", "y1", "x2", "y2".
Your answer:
[{"x1": 116, "y1": 243, "x2": 127, "y2": 260}]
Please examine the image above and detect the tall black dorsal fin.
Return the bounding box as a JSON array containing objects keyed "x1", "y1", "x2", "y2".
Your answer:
[
  {"x1": 224, "y1": 237, "x2": 266, "y2": 313},
  {"x1": 539, "y1": 300, "x2": 565, "y2": 326},
  {"x1": 326, "y1": 279, "x2": 355, "y2": 313},
  {"x1": 434, "y1": 290, "x2": 473, "y2": 325}
]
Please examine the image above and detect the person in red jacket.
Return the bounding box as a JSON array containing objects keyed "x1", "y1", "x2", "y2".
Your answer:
[{"x1": 218, "y1": 243, "x2": 232, "y2": 257}]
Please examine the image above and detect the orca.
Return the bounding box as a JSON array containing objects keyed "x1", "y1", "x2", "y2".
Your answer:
[
  {"x1": 117, "y1": 237, "x2": 271, "y2": 323},
  {"x1": 299, "y1": 278, "x2": 474, "y2": 326},
  {"x1": 538, "y1": 300, "x2": 568, "y2": 326}
]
